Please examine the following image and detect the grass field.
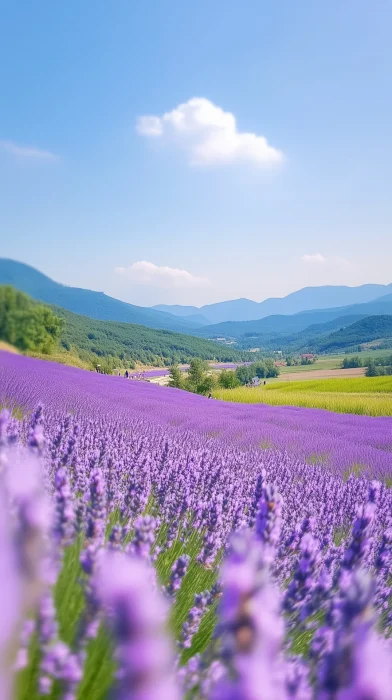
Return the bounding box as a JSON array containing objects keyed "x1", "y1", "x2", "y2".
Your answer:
[
  {"x1": 214, "y1": 375, "x2": 392, "y2": 416},
  {"x1": 277, "y1": 349, "x2": 391, "y2": 375}
]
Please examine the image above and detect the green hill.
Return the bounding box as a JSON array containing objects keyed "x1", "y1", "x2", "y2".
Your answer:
[
  {"x1": 0, "y1": 285, "x2": 250, "y2": 370},
  {"x1": 314, "y1": 315, "x2": 392, "y2": 353},
  {"x1": 240, "y1": 314, "x2": 367, "y2": 352},
  {"x1": 237, "y1": 315, "x2": 392, "y2": 355},
  {"x1": 55, "y1": 306, "x2": 249, "y2": 369},
  {"x1": 0, "y1": 259, "x2": 201, "y2": 333}
]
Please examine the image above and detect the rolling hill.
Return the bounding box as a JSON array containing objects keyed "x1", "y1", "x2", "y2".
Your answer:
[
  {"x1": 245, "y1": 314, "x2": 392, "y2": 354},
  {"x1": 154, "y1": 283, "x2": 392, "y2": 323},
  {"x1": 196, "y1": 296, "x2": 392, "y2": 340},
  {"x1": 0, "y1": 283, "x2": 251, "y2": 368},
  {"x1": 0, "y1": 259, "x2": 201, "y2": 334},
  {"x1": 312, "y1": 315, "x2": 392, "y2": 353},
  {"x1": 54, "y1": 307, "x2": 251, "y2": 368},
  {"x1": 239, "y1": 314, "x2": 369, "y2": 352}
]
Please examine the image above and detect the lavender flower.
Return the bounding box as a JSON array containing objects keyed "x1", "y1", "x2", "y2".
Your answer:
[
  {"x1": 212, "y1": 531, "x2": 286, "y2": 699},
  {"x1": 255, "y1": 483, "x2": 283, "y2": 561},
  {"x1": 128, "y1": 514, "x2": 158, "y2": 560},
  {"x1": 165, "y1": 554, "x2": 190, "y2": 598},
  {"x1": 179, "y1": 591, "x2": 210, "y2": 650},
  {"x1": 97, "y1": 551, "x2": 180, "y2": 699}
]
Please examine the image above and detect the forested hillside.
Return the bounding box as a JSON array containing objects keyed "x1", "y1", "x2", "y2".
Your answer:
[
  {"x1": 0, "y1": 285, "x2": 250, "y2": 370},
  {"x1": 56, "y1": 306, "x2": 249, "y2": 369},
  {"x1": 313, "y1": 315, "x2": 392, "y2": 353}
]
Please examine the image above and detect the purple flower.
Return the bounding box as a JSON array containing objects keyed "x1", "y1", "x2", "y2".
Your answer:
[
  {"x1": 97, "y1": 551, "x2": 179, "y2": 699},
  {"x1": 165, "y1": 554, "x2": 190, "y2": 598},
  {"x1": 127, "y1": 515, "x2": 158, "y2": 561},
  {"x1": 179, "y1": 590, "x2": 210, "y2": 650},
  {"x1": 255, "y1": 483, "x2": 283, "y2": 561},
  {"x1": 212, "y1": 531, "x2": 286, "y2": 699}
]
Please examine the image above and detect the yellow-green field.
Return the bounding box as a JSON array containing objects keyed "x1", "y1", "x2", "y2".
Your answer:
[
  {"x1": 276, "y1": 349, "x2": 391, "y2": 375},
  {"x1": 213, "y1": 376, "x2": 392, "y2": 416}
]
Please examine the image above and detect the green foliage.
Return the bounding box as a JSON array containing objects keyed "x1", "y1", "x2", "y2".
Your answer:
[
  {"x1": 365, "y1": 360, "x2": 386, "y2": 377},
  {"x1": 0, "y1": 285, "x2": 63, "y2": 354},
  {"x1": 196, "y1": 373, "x2": 216, "y2": 396},
  {"x1": 341, "y1": 356, "x2": 363, "y2": 368},
  {"x1": 55, "y1": 306, "x2": 250, "y2": 370},
  {"x1": 183, "y1": 358, "x2": 216, "y2": 395},
  {"x1": 361, "y1": 354, "x2": 392, "y2": 376},
  {"x1": 315, "y1": 315, "x2": 392, "y2": 353},
  {"x1": 218, "y1": 370, "x2": 240, "y2": 389},
  {"x1": 235, "y1": 365, "x2": 255, "y2": 385},
  {"x1": 235, "y1": 360, "x2": 279, "y2": 385},
  {"x1": 187, "y1": 358, "x2": 209, "y2": 387},
  {"x1": 168, "y1": 364, "x2": 184, "y2": 389},
  {"x1": 253, "y1": 358, "x2": 279, "y2": 378}
]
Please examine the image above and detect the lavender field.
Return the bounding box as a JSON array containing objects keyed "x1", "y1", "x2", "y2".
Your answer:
[{"x1": 1, "y1": 351, "x2": 392, "y2": 698}]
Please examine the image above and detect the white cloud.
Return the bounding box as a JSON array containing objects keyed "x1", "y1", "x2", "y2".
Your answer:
[
  {"x1": 302, "y1": 253, "x2": 351, "y2": 267},
  {"x1": 136, "y1": 97, "x2": 283, "y2": 167},
  {"x1": 115, "y1": 261, "x2": 210, "y2": 289},
  {"x1": 0, "y1": 140, "x2": 57, "y2": 161},
  {"x1": 302, "y1": 253, "x2": 327, "y2": 264}
]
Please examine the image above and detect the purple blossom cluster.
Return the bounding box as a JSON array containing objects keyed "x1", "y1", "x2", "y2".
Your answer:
[
  {"x1": 0, "y1": 352, "x2": 392, "y2": 698},
  {"x1": 2, "y1": 352, "x2": 392, "y2": 478}
]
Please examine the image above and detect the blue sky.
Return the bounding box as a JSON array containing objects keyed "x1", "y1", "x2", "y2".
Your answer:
[{"x1": 1, "y1": 1, "x2": 391, "y2": 307}]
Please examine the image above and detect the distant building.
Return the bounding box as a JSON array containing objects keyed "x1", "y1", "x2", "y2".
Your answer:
[
  {"x1": 249, "y1": 348, "x2": 260, "y2": 353},
  {"x1": 301, "y1": 354, "x2": 314, "y2": 360}
]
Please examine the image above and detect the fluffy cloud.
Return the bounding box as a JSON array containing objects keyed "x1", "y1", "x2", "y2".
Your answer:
[
  {"x1": 115, "y1": 261, "x2": 210, "y2": 289},
  {"x1": 302, "y1": 253, "x2": 327, "y2": 264},
  {"x1": 302, "y1": 254, "x2": 350, "y2": 266},
  {"x1": 0, "y1": 140, "x2": 57, "y2": 161},
  {"x1": 136, "y1": 97, "x2": 283, "y2": 167}
]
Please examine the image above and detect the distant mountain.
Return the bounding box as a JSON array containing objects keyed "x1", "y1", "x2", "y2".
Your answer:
[
  {"x1": 196, "y1": 296, "x2": 392, "y2": 339},
  {"x1": 242, "y1": 314, "x2": 369, "y2": 352},
  {"x1": 314, "y1": 315, "x2": 392, "y2": 353},
  {"x1": 154, "y1": 304, "x2": 200, "y2": 317},
  {"x1": 156, "y1": 284, "x2": 392, "y2": 323},
  {"x1": 0, "y1": 259, "x2": 201, "y2": 334}
]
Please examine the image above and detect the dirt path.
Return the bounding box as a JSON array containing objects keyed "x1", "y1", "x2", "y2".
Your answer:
[{"x1": 275, "y1": 367, "x2": 366, "y2": 382}]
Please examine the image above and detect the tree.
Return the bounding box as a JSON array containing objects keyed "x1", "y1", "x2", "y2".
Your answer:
[
  {"x1": 0, "y1": 285, "x2": 63, "y2": 354},
  {"x1": 253, "y1": 362, "x2": 266, "y2": 379},
  {"x1": 218, "y1": 370, "x2": 240, "y2": 389},
  {"x1": 197, "y1": 374, "x2": 216, "y2": 396},
  {"x1": 235, "y1": 365, "x2": 254, "y2": 385},
  {"x1": 168, "y1": 364, "x2": 183, "y2": 389},
  {"x1": 341, "y1": 356, "x2": 362, "y2": 369},
  {"x1": 366, "y1": 360, "x2": 378, "y2": 377},
  {"x1": 186, "y1": 358, "x2": 209, "y2": 391}
]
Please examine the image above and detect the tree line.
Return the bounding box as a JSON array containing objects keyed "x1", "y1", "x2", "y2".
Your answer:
[
  {"x1": 341, "y1": 354, "x2": 392, "y2": 376},
  {"x1": 168, "y1": 358, "x2": 280, "y2": 395}
]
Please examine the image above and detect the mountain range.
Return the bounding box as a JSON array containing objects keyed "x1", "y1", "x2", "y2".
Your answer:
[
  {"x1": 249, "y1": 314, "x2": 392, "y2": 354},
  {"x1": 154, "y1": 283, "x2": 392, "y2": 324},
  {"x1": 195, "y1": 295, "x2": 392, "y2": 340},
  {"x1": 0, "y1": 259, "x2": 201, "y2": 334},
  {"x1": 1, "y1": 260, "x2": 392, "y2": 349}
]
